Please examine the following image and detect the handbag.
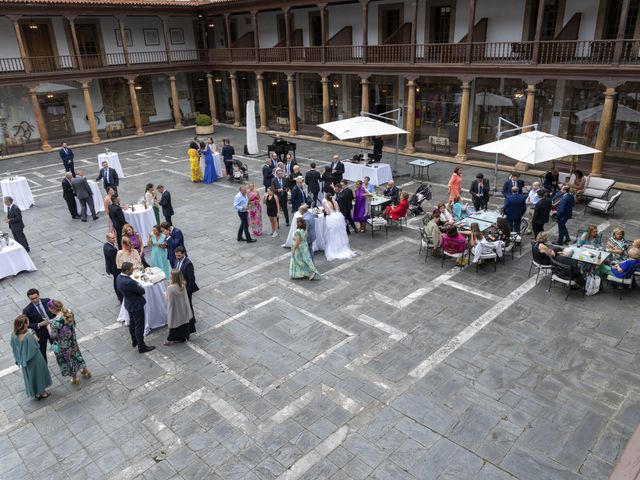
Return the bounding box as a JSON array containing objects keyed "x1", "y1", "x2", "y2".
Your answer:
[{"x1": 584, "y1": 274, "x2": 601, "y2": 296}]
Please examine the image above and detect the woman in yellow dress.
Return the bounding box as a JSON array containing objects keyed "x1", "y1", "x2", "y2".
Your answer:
[{"x1": 188, "y1": 141, "x2": 203, "y2": 183}]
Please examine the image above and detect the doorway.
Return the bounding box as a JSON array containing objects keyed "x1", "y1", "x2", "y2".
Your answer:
[
  {"x1": 39, "y1": 94, "x2": 74, "y2": 138},
  {"x1": 309, "y1": 11, "x2": 322, "y2": 46},
  {"x1": 378, "y1": 3, "x2": 403, "y2": 43},
  {"x1": 75, "y1": 24, "x2": 103, "y2": 68},
  {"x1": 21, "y1": 22, "x2": 56, "y2": 72}
]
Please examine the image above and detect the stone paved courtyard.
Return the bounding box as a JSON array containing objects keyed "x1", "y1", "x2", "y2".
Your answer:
[{"x1": 1, "y1": 126, "x2": 640, "y2": 480}]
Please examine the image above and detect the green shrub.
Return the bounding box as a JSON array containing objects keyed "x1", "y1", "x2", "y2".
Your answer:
[{"x1": 195, "y1": 114, "x2": 212, "y2": 126}]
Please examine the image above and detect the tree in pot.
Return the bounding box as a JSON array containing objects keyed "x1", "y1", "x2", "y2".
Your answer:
[{"x1": 195, "y1": 114, "x2": 214, "y2": 135}]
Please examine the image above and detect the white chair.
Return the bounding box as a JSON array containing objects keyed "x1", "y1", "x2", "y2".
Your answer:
[
  {"x1": 585, "y1": 191, "x2": 622, "y2": 219},
  {"x1": 442, "y1": 250, "x2": 466, "y2": 268},
  {"x1": 528, "y1": 259, "x2": 552, "y2": 284},
  {"x1": 583, "y1": 177, "x2": 615, "y2": 200},
  {"x1": 607, "y1": 266, "x2": 637, "y2": 299},
  {"x1": 471, "y1": 246, "x2": 498, "y2": 272}
]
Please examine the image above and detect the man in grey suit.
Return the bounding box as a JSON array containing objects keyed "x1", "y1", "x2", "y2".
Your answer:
[
  {"x1": 4, "y1": 196, "x2": 29, "y2": 252},
  {"x1": 71, "y1": 170, "x2": 98, "y2": 222},
  {"x1": 300, "y1": 205, "x2": 316, "y2": 259}
]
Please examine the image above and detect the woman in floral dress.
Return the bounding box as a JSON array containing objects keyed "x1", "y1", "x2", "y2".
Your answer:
[
  {"x1": 47, "y1": 300, "x2": 90, "y2": 386},
  {"x1": 247, "y1": 183, "x2": 262, "y2": 237},
  {"x1": 290, "y1": 218, "x2": 319, "y2": 280}
]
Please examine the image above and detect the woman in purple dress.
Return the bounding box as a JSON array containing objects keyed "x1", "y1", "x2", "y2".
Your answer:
[
  {"x1": 353, "y1": 180, "x2": 371, "y2": 233},
  {"x1": 123, "y1": 224, "x2": 149, "y2": 268}
]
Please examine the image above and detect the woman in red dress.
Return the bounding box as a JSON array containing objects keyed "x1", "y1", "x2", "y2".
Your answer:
[{"x1": 383, "y1": 191, "x2": 410, "y2": 220}]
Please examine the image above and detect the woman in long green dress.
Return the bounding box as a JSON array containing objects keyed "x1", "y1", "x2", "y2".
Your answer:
[
  {"x1": 290, "y1": 217, "x2": 320, "y2": 280},
  {"x1": 47, "y1": 300, "x2": 91, "y2": 386},
  {"x1": 10, "y1": 315, "x2": 52, "y2": 400},
  {"x1": 147, "y1": 225, "x2": 171, "y2": 278}
]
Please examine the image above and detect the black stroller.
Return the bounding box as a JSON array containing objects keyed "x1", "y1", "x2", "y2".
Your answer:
[
  {"x1": 229, "y1": 159, "x2": 249, "y2": 183},
  {"x1": 409, "y1": 184, "x2": 432, "y2": 216}
]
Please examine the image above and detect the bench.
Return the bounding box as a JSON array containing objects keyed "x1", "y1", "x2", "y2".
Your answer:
[
  {"x1": 2, "y1": 136, "x2": 26, "y2": 155},
  {"x1": 105, "y1": 121, "x2": 124, "y2": 138},
  {"x1": 429, "y1": 135, "x2": 451, "y2": 154},
  {"x1": 583, "y1": 176, "x2": 615, "y2": 200}
]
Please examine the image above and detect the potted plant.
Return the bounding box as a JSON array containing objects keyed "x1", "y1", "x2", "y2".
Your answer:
[{"x1": 195, "y1": 114, "x2": 214, "y2": 135}]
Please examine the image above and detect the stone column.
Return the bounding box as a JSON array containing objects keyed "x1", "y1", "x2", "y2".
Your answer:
[
  {"x1": 206, "y1": 73, "x2": 218, "y2": 123},
  {"x1": 256, "y1": 73, "x2": 267, "y2": 132},
  {"x1": 168, "y1": 75, "x2": 182, "y2": 129},
  {"x1": 515, "y1": 83, "x2": 538, "y2": 171},
  {"x1": 456, "y1": 81, "x2": 471, "y2": 162},
  {"x1": 117, "y1": 16, "x2": 130, "y2": 66},
  {"x1": 404, "y1": 78, "x2": 417, "y2": 154},
  {"x1": 160, "y1": 16, "x2": 172, "y2": 63},
  {"x1": 360, "y1": 75, "x2": 370, "y2": 147},
  {"x1": 81, "y1": 80, "x2": 100, "y2": 143},
  {"x1": 321, "y1": 75, "x2": 330, "y2": 141},
  {"x1": 591, "y1": 87, "x2": 617, "y2": 177},
  {"x1": 287, "y1": 73, "x2": 297, "y2": 136},
  {"x1": 67, "y1": 16, "x2": 83, "y2": 70},
  {"x1": 28, "y1": 87, "x2": 51, "y2": 151},
  {"x1": 230, "y1": 72, "x2": 241, "y2": 127},
  {"x1": 10, "y1": 16, "x2": 30, "y2": 74},
  {"x1": 127, "y1": 78, "x2": 144, "y2": 136}
]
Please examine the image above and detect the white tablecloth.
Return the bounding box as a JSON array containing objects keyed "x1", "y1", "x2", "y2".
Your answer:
[
  {"x1": 1, "y1": 177, "x2": 34, "y2": 211},
  {"x1": 117, "y1": 278, "x2": 168, "y2": 335},
  {"x1": 343, "y1": 163, "x2": 393, "y2": 186},
  {"x1": 213, "y1": 152, "x2": 225, "y2": 178},
  {"x1": 283, "y1": 213, "x2": 325, "y2": 252},
  {"x1": 123, "y1": 204, "x2": 156, "y2": 240},
  {"x1": 98, "y1": 152, "x2": 125, "y2": 178},
  {"x1": 0, "y1": 240, "x2": 36, "y2": 279},
  {"x1": 74, "y1": 180, "x2": 104, "y2": 213}
]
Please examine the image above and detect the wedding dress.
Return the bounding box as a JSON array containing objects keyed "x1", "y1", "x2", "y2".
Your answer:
[{"x1": 322, "y1": 199, "x2": 356, "y2": 261}]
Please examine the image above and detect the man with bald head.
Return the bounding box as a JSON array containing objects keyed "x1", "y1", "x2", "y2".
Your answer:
[{"x1": 330, "y1": 155, "x2": 345, "y2": 184}]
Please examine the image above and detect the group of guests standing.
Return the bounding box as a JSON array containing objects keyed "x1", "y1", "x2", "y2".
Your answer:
[
  {"x1": 187, "y1": 138, "x2": 237, "y2": 183},
  {"x1": 10, "y1": 289, "x2": 90, "y2": 400}
]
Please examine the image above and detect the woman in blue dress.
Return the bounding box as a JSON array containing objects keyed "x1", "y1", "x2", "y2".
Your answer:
[
  {"x1": 201, "y1": 138, "x2": 218, "y2": 184},
  {"x1": 147, "y1": 225, "x2": 171, "y2": 278}
]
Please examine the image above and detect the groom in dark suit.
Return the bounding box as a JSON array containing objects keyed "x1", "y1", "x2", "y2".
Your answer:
[
  {"x1": 103, "y1": 232, "x2": 122, "y2": 303},
  {"x1": 59, "y1": 142, "x2": 75, "y2": 177},
  {"x1": 116, "y1": 262, "x2": 155, "y2": 353},
  {"x1": 175, "y1": 246, "x2": 198, "y2": 330},
  {"x1": 22, "y1": 288, "x2": 55, "y2": 361},
  {"x1": 4, "y1": 196, "x2": 29, "y2": 252},
  {"x1": 157, "y1": 185, "x2": 174, "y2": 225},
  {"x1": 334, "y1": 182, "x2": 357, "y2": 235}
]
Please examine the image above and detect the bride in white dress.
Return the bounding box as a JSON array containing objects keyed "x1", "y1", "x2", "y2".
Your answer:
[{"x1": 322, "y1": 193, "x2": 356, "y2": 261}]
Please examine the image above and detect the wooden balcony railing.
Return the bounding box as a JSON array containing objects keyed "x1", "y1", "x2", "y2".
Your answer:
[{"x1": 0, "y1": 49, "x2": 207, "y2": 74}]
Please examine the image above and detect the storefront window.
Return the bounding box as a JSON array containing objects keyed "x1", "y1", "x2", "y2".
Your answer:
[
  {"x1": 211, "y1": 72, "x2": 233, "y2": 124},
  {"x1": 186, "y1": 72, "x2": 210, "y2": 117},
  {"x1": 414, "y1": 76, "x2": 461, "y2": 152},
  {"x1": 236, "y1": 71, "x2": 257, "y2": 124},
  {"x1": 264, "y1": 72, "x2": 288, "y2": 131},
  {"x1": 604, "y1": 81, "x2": 640, "y2": 174},
  {"x1": 563, "y1": 80, "x2": 603, "y2": 147},
  {"x1": 472, "y1": 78, "x2": 526, "y2": 143}
]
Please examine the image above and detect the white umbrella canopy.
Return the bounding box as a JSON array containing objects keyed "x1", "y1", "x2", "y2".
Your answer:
[
  {"x1": 318, "y1": 115, "x2": 407, "y2": 140},
  {"x1": 472, "y1": 129, "x2": 600, "y2": 165},
  {"x1": 574, "y1": 103, "x2": 640, "y2": 123}
]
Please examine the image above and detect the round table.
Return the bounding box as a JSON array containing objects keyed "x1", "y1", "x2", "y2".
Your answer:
[
  {"x1": 98, "y1": 152, "x2": 125, "y2": 178},
  {"x1": 283, "y1": 212, "x2": 325, "y2": 252},
  {"x1": 117, "y1": 277, "x2": 167, "y2": 336},
  {"x1": 0, "y1": 239, "x2": 36, "y2": 279},
  {"x1": 342, "y1": 163, "x2": 393, "y2": 186},
  {"x1": 1, "y1": 177, "x2": 34, "y2": 211},
  {"x1": 123, "y1": 204, "x2": 156, "y2": 240},
  {"x1": 74, "y1": 180, "x2": 104, "y2": 213}
]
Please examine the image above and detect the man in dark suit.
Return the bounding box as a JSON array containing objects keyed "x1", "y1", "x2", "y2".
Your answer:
[
  {"x1": 556, "y1": 185, "x2": 575, "y2": 245},
  {"x1": 334, "y1": 182, "x2": 357, "y2": 234},
  {"x1": 272, "y1": 134, "x2": 287, "y2": 161},
  {"x1": 160, "y1": 221, "x2": 184, "y2": 267},
  {"x1": 304, "y1": 162, "x2": 321, "y2": 207},
  {"x1": 283, "y1": 153, "x2": 298, "y2": 178},
  {"x1": 71, "y1": 170, "x2": 98, "y2": 222},
  {"x1": 157, "y1": 185, "x2": 174, "y2": 225},
  {"x1": 103, "y1": 232, "x2": 122, "y2": 303},
  {"x1": 22, "y1": 288, "x2": 55, "y2": 361},
  {"x1": 503, "y1": 186, "x2": 527, "y2": 233},
  {"x1": 4, "y1": 196, "x2": 29, "y2": 252},
  {"x1": 330, "y1": 155, "x2": 345, "y2": 184},
  {"x1": 116, "y1": 262, "x2": 155, "y2": 353},
  {"x1": 271, "y1": 169, "x2": 290, "y2": 227},
  {"x1": 290, "y1": 177, "x2": 307, "y2": 214},
  {"x1": 221, "y1": 138, "x2": 235, "y2": 177},
  {"x1": 175, "y1": 246, "x2": 198, "y2": 328},
  {"x1": 95, "y1": 161, "x2": 119, "y2": 191},
  {"x1": 501, "y1": 173, "x2": 525, "y2": 197},
  {"x1": 371, "y1": 136, "x2": 383, "y2": 162},
  {"x1": 288, "y1": 165, "x2": 303, "y2": 188},
  {"x1": 62, "y1": 172, "x2": 80, "y2": 219},
  {"x1": 59, "y1": 142, "x2": 75, "y2": 177},
  {"x1": 262, "y1": 158, "x2": 275, "y2": 190},
  {"x1": 469, "y1": 173, "x2": 490, "y2": 211},
  {"x1": 532, "y1": 189, "x2": 552, "y2": 238},
  {"x1": 108, "y1": 194, "x2": 127, "y2": 248},
  {"x1": 383, "y1": 181, "x2": 400, "y2": 206}
]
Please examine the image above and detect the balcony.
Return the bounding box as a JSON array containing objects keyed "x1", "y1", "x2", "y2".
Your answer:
[
  {"x1": 0, "y1": 49, "x2": 208, "y2": 76},
  {"x1": 208, "y1": 39, "x2": 640, "y2": 68}
]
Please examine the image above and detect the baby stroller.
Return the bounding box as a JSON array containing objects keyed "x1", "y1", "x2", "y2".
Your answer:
[
  {"x1": 230, "y1": 159, "x2": 249, "y2": 183},
  {"x1": 409, "y1": 183, "x2": 432, "y2": 216}
]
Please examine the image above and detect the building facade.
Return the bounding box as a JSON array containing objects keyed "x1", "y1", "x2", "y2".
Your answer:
[{"x1": 0, "y1": 0, "x2": 639, "y2": 178}]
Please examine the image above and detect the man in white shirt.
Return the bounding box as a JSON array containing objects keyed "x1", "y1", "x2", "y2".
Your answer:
[
  {"x1": 525, "y1": 182, "x2": 541, "y2": 234},
  {"x1": 233, "y1": 186, "x2": 256, "y2": 243}
]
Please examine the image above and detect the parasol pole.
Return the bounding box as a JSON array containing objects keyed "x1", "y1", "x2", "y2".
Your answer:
[
  {"x1": 361, "y1": 108, "x2": 403, "y2": 174},
  {"x1": 493, "y1": 117, "x2": 538, "y2": 196}
]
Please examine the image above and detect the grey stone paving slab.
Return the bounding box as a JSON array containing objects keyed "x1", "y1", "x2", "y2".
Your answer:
[{"x1": 1, "y1": 126, "x2": 640, "y2": 479}]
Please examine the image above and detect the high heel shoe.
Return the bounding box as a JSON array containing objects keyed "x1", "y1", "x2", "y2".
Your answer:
[
  {"x1": 81, "y1": 368, "x2": 92, "y2": 378},
  {"x1": 70, "y1": 377, "x2": 80, "y2": 385}
]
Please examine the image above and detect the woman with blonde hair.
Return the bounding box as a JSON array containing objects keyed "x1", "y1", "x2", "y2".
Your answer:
[
  {"x1": 165, "y1": 269, "x2": 194, "y2": 345},
  {"x1": 122, "y1": 223, "x2": 147, "y2": 267},
  {"x1": 577, "y1": 224, "x2": 600, "y2": 248},
  {"x1": 607, "y1": 226, "x2": 628, "y2": 258},
  {"x1": 10, "y1": 315, "x2": 52, "y2": 400},
  {"x1": 116, "y1": 237, "x2": 143, "y2": 270},
  {"x1": 47, "y1": 300, "x2": 90, "y2": 385}
]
